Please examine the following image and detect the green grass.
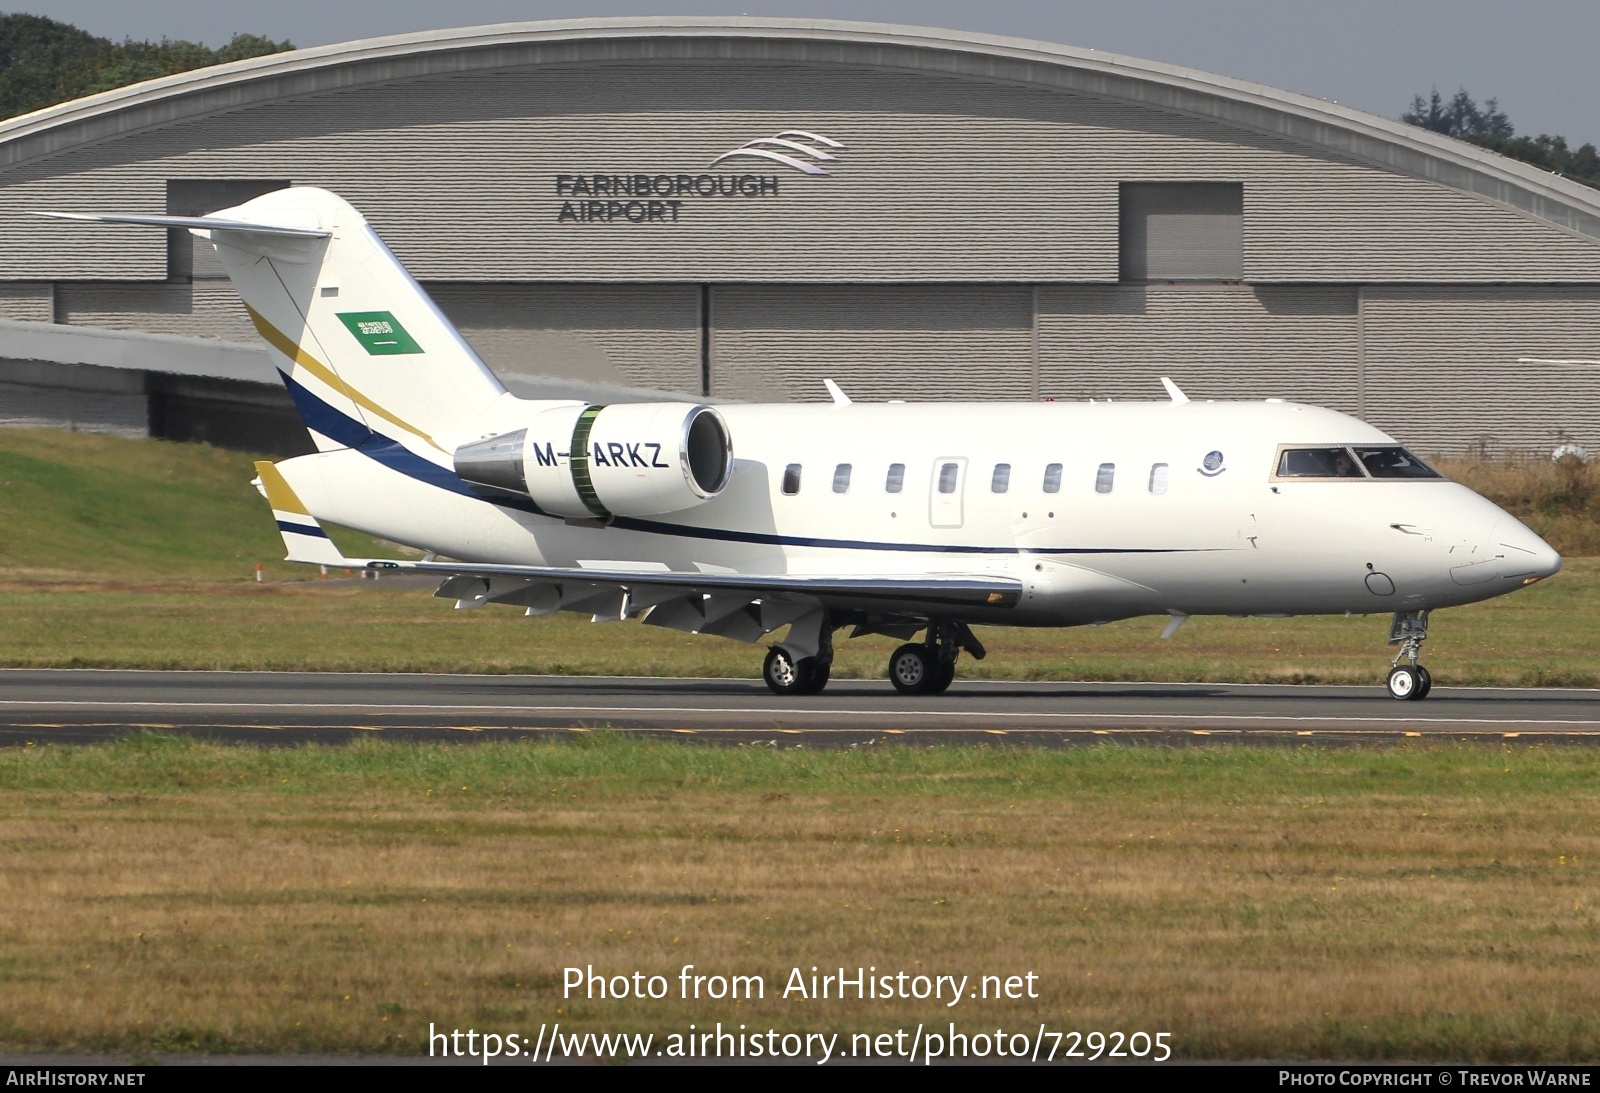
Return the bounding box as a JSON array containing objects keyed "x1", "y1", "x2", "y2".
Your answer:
[
  {"x1": 2, "y1": 431, "x2": 1598, "y2": 1061},
  {"x1": 0, "y1": 428, "x2": 384, "y2": 579},
  {"x1": 3, "y1": 728, "x2": 1593, "y2": 797},
  {"x1": 0, "y1": 428, "x2": 1596, "y2": 684},
  {"x1": 0, "y1": 736, "x2": 1596, "y2": 1059},
  {"x1": 0, "y1": 562, "x2": 1595, "y2": 684}
]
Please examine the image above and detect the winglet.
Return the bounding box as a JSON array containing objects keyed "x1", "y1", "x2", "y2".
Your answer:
[
  {"x1": 254, "y1": 461, "x2": 349, "y2": 565},
  {"x1": 1160, "y1": 377, "x2": 1190, "y2": 404}
]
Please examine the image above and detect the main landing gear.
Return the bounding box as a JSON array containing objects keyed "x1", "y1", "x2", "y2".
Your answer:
[
  {"x1": 762, "y1": 616, "x2": 986, "y2": 697},
  {"x1": 888, "y1": 621, "x2": 985, "y2": 696},
  {"x1": 1385, "y1": 609, "x2": 1432, "y2": 701}
]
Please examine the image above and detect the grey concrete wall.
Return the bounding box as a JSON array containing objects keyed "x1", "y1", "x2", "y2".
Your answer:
[
  {"x1": 1360, "y1": 285, "x2": 1600, "y2": 456},
  {"x1": 711, "y1": 284, "x2": 1034, "y2": 402},
  {"x1": 4, "y1": 61, "x2": 1599, "y2": 284},
  {"x1": 1036, "y1": 283, "x2": 1361, "y2": 409},
  {"x1": 0, "y1": 358, "x2": 148, "y2": 436}
]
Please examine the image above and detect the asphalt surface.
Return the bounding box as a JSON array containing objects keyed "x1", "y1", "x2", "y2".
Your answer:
[{"x1": 0, "y1": 669, "x2": 1596, "y2": 746}]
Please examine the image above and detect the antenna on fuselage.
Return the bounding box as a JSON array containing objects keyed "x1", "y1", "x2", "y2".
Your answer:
[{"x1": 1159, "y1": 377, "x2": 1190, "y2": 404}]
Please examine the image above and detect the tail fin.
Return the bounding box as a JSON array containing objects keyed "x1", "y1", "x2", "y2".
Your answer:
[
  {"x1": 202, "y1": 187, "x2": 505, "y2": 457},
  {"x1": 253, "y1": 460, "x2": 350, "y2": 566}
]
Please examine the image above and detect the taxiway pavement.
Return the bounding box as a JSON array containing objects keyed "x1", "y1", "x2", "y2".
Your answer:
[{"x1": 0, "y1": 669, "x2": 1595, "y2": 746}]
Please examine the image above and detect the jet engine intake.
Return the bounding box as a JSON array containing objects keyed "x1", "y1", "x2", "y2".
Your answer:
[{"x1": 453, "y1": 402, "x2": 733, "y2": 519}]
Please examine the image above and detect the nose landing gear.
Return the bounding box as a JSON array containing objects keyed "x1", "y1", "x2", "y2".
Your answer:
[
  {"x1": 1386, "y1": 609, "x2": 1432, "y2": 701},
  {"x1": 762, "y1": 611, "x2": 835, "y2": 695}
]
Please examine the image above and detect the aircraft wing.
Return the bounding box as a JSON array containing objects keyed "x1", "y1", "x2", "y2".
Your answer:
[
  {"x1": 398, "y1": 559, "x2": 1017, "y2": 606},
  {"x1": 254, "y1": 462, "x2": 1019, "y2": 642},
  {"x1": 382, "y1": 560, "x2": 1019, "y2": 643}
]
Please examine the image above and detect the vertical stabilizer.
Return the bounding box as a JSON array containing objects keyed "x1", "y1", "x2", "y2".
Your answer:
[{"x1": 202, "y1": 187, "x2": 505, "y2": 458}]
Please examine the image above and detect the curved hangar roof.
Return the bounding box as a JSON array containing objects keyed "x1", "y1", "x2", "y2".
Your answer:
[
  {"x1": 5, "y1": 17, "x2": 1600, "y2": 242},
  {"x1": 6, "y1": 13, "x2": 1600, "y2": 278}
]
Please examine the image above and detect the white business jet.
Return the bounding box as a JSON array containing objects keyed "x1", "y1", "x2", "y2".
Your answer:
[{"x1": 44, "y1": 188, "x2": 1562, "y2": 701}]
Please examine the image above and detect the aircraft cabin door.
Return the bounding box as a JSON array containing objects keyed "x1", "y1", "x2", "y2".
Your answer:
[{"x1": 929, "y1": 457, "x2": 967, "y2": 529}]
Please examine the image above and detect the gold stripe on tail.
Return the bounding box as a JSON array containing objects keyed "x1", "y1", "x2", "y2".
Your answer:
[
  {"x1": 253, "y1": 460, "x2": 310, "y2": 515},
  {"x1": 246, "y1": 304, "x2": 442, "y2": 451}
]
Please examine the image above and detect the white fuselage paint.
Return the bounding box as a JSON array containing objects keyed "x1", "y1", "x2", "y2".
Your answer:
[{"x1": 280, "y1": 397, "x2": 1561, "y2": 629}]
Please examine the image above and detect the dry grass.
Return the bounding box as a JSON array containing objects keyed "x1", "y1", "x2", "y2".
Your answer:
[
  {"x1": 1436, "y1": 455, "x2": 1600, "y2": 557},
  {"x1": 0, "y1": 737, "x2": 1596, "y2": 1060},
  {"x1": 0, "y1": 557, "x2": 1595, "y2": 685}
]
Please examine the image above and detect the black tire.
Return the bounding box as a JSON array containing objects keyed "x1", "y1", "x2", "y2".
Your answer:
[
  {"x1": 888, "y1": 643, "x2": 937, "y2": 695},
  {"x1": 1386, "y1": 665, "x2": 1421, "y2": 701},
  {"x1": 763, "y1": 645, "x2": 814, "y2": 696},
  {"x1": 796, "y1": 660, "x2": 831, "y2": 695},
  {"x1": 928, "y1": 659, "x2": 956, "y2": 694},
  {"x1": 1414, "y1": 665, "x2": 1433, "y2": 700}
]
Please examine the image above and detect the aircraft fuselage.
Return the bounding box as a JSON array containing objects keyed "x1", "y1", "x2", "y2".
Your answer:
[{"x1": 285, "y1": 396, "x2": 1559, "y2": 628}]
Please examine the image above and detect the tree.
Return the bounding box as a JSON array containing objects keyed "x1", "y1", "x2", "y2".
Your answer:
[
  {"x1": 1402, "y1": 86, "x2": 1599, "y2": 190},
  {"x1": 0, "y1": 14, "x2": 292, "y2": 120},
  {"x1": 1402, "y1": 86, "x2": 1512, "y2": 139},
  {"x1": 214, "y1": 34, "x2": 293, "y2": 65},
  {"x1": 0, "y1": 13, "x2": 106, "y2": 118}
]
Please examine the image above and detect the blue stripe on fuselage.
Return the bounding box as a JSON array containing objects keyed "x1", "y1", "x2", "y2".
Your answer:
[
  {"x1": 279, "y1": 370, "x2": 542, "y2": 514},
  {"x1": 277, "y1": 369, "x2": 1214, "y2": 557}
]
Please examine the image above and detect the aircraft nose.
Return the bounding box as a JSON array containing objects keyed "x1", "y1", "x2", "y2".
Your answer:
[{"x1": 1492, "y1": 517, "x2": 1562, "y2": 583}]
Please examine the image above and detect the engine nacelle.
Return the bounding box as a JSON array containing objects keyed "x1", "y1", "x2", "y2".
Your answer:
[{"x1": 453, "y1": 402, "x2": 733, "y2": 519}]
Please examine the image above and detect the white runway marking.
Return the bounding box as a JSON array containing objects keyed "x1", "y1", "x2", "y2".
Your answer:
[{"x1": 2, "y1": 699, "x2": 1598, "y2": 728}]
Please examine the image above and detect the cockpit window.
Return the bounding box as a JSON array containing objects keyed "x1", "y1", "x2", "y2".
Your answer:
[
  {"x1": 1354, "y1": 446, "x2": 1443, "y2": 479},
  {"x1": 1276, "y1": 447, "x2": 1364, "y2": 478}
]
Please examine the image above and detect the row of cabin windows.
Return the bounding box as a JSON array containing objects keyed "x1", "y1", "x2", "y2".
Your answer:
[{"x1": 782, "y1": 462, "x2": 1171, "y2": 496}]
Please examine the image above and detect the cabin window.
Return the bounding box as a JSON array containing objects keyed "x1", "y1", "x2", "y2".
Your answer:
[
  {"x1": 782, "y1": 463, "x2": 802, "y2": 495},
  {"x1": 1043, "y1": 463, "x2": 1062, "y2": 494},
  {"x1": 1276, "y1": 448, "x2": 1363, "y2": 478},
  {"x1": 991, "y1": 463, "x2": 1011, "y2": 493},
  {"x1": 1095, "y1": 463, "x2": 1115, "y2": 494},
  {"x1": 1149, "y1": 463, "x2": 1169, "y2": 494},
  {"x1": 832, "y1": 463, "x2": 852, "y2": 493},
  {"x1": 937, "y1": 462, "x2": 959, "y2": 494},
  {"x1": 885, "y1": 463, "x2": 905, "y2": 493}
]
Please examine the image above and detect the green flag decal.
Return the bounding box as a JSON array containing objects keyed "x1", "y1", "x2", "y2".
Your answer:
[{"x1": 337, "y1": 311, "x2": 423, "y2": 355}]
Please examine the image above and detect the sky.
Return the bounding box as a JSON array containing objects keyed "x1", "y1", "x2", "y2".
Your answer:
[{"x1": 17, "y1": 1, "x2": 1600, "y2": 144}]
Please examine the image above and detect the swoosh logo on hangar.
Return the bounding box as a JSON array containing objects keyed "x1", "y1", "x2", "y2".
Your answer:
[{"x1": 709, "y1": 130, "x2": 845, "y2": 175}]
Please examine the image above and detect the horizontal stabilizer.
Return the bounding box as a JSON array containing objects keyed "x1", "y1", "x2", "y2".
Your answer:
[
  {"x1": 34, "y1": 211, "x2": 329, "y2": 238},
  {"x1": 253, "y1": 461, "x2": 349, "y2": 566}
]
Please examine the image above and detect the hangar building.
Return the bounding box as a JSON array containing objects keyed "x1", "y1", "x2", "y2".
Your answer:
[{"x1": 1, "y1": 17, "x2": 1598, "y2": 456}]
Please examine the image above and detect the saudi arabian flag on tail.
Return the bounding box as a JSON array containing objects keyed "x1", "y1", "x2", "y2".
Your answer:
[{"x1": 337, "y1": 311, "x2": 423, "y2": 355}]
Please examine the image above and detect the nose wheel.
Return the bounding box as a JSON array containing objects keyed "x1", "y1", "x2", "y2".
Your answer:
[
  {"x1": 1385, "y1": 610, "x2": 1433, "y2": 701},
  {"x1": 1386, "y1": 664, "x2": 1432, "y2": 701},
  {"x1": 762, "y1": 615, "x2": 835, "y2": 696},
  {"x1": 763, "y1": 645, "x2": 831, "y2": 695}
]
